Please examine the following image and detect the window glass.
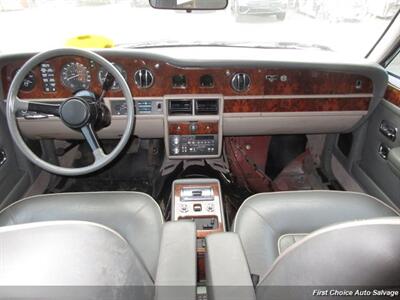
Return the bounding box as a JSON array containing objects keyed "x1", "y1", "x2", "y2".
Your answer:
[{"x1": 0, "y1": 0, "x2": 398, "y2": 57}]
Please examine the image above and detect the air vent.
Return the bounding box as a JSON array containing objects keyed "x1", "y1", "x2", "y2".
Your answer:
[
  {"x1": 134, "y1": 69, "x2": 154, "y2": 89},
  {"x1": 169, "y1": 99, "x2": 192, "y2": 115},
  {"x1": 231, "y1": 73, "x2": 250, "y2": 92},
  {"x1": 195, "y1": 99, "x2": 219, "y2": 115}
]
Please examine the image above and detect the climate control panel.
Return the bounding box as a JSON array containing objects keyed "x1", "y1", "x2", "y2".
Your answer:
[
  {"x1": 165, "y1": 96, "x2": 222, "y2": 159},
  {"x1": 169, "y1": 135, "x2": 218, "y2": 156}
]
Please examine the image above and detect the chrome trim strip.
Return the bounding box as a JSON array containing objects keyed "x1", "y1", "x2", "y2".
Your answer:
[{"x1": 0, "y1": 149, "x2": 7, "y2": 167}]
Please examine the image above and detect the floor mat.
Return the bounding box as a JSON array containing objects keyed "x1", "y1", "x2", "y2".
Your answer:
[
  {"x1": 49, "y1": 178, "x2": 152, "y2": 195},
  {"x1": 45, "y1": 139, "x2": 163, "y2": 198},
  {"x1": 272, "y1": 151, "x2": 341, "y2": 191}
]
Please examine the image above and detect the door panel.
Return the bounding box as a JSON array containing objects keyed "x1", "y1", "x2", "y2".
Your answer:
[
  {"x1": 358, "y1": 90, "x2": 400, "y2": 205},
  {"x1": 329, "y1": 82, "x2": 400, "y2": 208},
  {"x1": 0, "y1": 103, "x2": 32, "y2": 208}
]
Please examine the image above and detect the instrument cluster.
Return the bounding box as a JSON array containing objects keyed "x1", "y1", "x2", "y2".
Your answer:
[{"x1": 6, "y1": 60, "x2": 154, "y2": 95}]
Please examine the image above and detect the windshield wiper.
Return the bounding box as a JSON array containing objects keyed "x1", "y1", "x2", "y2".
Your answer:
[{"x1": 117, "y1": 41, "x2": 332, "y2": 51}]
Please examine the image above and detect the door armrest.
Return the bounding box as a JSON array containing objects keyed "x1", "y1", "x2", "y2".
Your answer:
[{"x1": 388, "y1": 147, "x2": 400, "y2": 177}]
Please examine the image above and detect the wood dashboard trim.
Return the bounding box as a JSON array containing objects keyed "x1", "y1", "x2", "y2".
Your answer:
[
  {"x1": 168, "y1": 121, "x2": 219, "y2": 135},
  {"x1": 223, "y1": 93, "x2": 373, "y2": 100},
  {"x1": 384, "y1": 84, "x2": 400, "y2": 107},
  {"x1": 223, "y1": 97, "x2": 371, "y2": 113},
  {"x1": 2, "y1": 56, "x2": 374, "y2": 99}
]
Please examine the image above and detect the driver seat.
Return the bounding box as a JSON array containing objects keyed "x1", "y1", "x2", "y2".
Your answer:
[{"x1": 0, "y1": 191, "x2": 164, "y2": 280}]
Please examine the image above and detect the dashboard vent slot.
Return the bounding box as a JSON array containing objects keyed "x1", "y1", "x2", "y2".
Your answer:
[
  {"x1": 169, "y1": 99, "x2": 192, "y2": 115},
  {"x1": 195, "y1": 99, "x2": 219, "y2": 115},
  {"x1": 134, "y1": 69, "x2": 154, "y2": 89},
  {"x1": 231, "y1": 73, "x2": 250, "y2": 92}
]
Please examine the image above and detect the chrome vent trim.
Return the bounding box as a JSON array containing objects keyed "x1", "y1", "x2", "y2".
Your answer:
[
  {"x1": 231, "y1": 73, "x2": 251, "y2": 92},
  {"x1": 134, "y1": 69, "x2": 154, "y2": 89}
]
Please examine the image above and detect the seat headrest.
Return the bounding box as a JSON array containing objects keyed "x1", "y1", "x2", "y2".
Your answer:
[
  {"x1": 257, "y1": 218, "x2": 400, "y2": 300},
  {"x1": 0, "y1": 221, "x2": 153, "y2": 300}
]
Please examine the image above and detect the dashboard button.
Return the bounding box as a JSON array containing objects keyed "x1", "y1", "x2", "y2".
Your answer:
[
  {"x1": 172, "y1": 147, "x2": 180, "y2": 155},
  {"x1": 193, "y1": 203, "x2": 202, "y2": 212},
  {"x1": 190, "y1": 122, "x2": 198, "y2": 133},
  {"x1": 179, "y1": 203, "x2": 189, "y2": 213}
]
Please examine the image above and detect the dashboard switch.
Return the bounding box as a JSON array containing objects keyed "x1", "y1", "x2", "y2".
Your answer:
[
  {"x1": 190, "y1": 122, "x2": 198, "y2": 133},
  {"x1": 172, "y1": 147, "x2": 180, "y2": 155},
  {"x1": 193, "y1": 203, "x2": 202, "y2": 212}
]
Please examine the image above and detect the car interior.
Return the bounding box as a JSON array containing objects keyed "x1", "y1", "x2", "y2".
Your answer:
[{"x1": 1, "y1": 0, "x2": 400, "y2": 299}]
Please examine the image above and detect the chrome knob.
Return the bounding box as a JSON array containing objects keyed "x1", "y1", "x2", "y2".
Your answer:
[
  {"x1": 172, "y1": 136, "x2": 180, "y2": 145},
  {"x1": 206, "y1": 203, "x2": 215, "y2": 212},
  {"x1": 179, "y1": 203, "x2": 189, "y2": 213},
  {"x1": 172, "y1": 147, "x2": 180, "y2": 155}
]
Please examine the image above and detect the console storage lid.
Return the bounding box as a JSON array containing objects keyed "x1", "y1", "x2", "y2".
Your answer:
[{"x1": 205, "y1": 232, "x2": 256, "y2": 300}]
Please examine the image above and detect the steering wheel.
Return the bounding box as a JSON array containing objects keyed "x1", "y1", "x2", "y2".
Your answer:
[{"x1": 6, "y1": 48, "x2": 135, "y2": 176}]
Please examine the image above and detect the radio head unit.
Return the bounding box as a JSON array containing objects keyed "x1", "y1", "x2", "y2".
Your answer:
[{"x1": 169, "y1": 134, "x2": 218, "y2": 156}]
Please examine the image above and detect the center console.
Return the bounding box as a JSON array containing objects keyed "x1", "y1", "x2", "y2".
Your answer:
[
  {"x1": 172, "y1": 178, "x2": 225, "y2": 232},
  {"x1": 165, "y1": 95, "x2": 223, "y2": 159},
  {"x1": 172, "y1": 178, "x2": 226, "y2": 280}
]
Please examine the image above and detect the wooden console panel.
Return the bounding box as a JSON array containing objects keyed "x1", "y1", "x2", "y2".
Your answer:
[{"x1": 168, "y1": 121, "x2": 219, "y2": 135}]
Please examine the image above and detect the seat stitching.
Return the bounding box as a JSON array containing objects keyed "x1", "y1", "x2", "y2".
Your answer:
[{"x1": 245, "y1": 205, "x2": 278, "y2": 234}]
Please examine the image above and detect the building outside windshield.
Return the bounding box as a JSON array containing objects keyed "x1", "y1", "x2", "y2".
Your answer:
[{"x1": 0, "y1": 0, "x2": 399, "y2": 58}]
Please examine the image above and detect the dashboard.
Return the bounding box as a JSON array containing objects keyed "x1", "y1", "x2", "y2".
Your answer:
[{"x1": 0, "y1": 48, "x2": 386, "y2": 159}]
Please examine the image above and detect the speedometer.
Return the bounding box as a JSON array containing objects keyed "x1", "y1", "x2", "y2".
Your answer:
[
  {"x1": 61, "y1": 62, "x2": 91, "y2": 91},
  {"x1": 98, "y1": 63, "x2": 127, "y2": 90}
]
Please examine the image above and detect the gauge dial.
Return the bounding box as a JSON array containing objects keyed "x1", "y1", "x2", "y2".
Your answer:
[
  {"x1": 61, "y1": 62, "x2": 91, "y2": 91},
  {"x1": 98, "y1": 63, "x2": 127, "y2": 90}
]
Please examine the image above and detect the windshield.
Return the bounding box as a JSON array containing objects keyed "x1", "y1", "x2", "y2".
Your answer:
[{"x1": 0, "y1": 0, "x2": 398, "y2": 57}]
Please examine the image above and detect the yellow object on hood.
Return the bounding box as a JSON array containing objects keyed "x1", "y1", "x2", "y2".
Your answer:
[{"x1": 65, "y1": 35, "x2": 114, "y2": 48}]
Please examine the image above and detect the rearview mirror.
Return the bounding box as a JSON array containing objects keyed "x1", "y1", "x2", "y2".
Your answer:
[{"x1": 149, "y1": 0, "x2": 228, "y2": 10}]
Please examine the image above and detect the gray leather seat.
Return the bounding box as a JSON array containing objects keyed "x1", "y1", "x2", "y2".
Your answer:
[
  {"x1": 232, "y1": 190, "x2": 399, "y2": 278},
  {"x1": 0, "y1": 221, "x2": 155, "y2": 300},
  {"x1": 0, "y1": 191, "x2": 164, "y2": 280},
  {"x1": 0, "y1": 220, "x2": 197, "y2": 300},
  {"x1": 206, "y1": 218, "x2": 400, "y2": 300}
]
